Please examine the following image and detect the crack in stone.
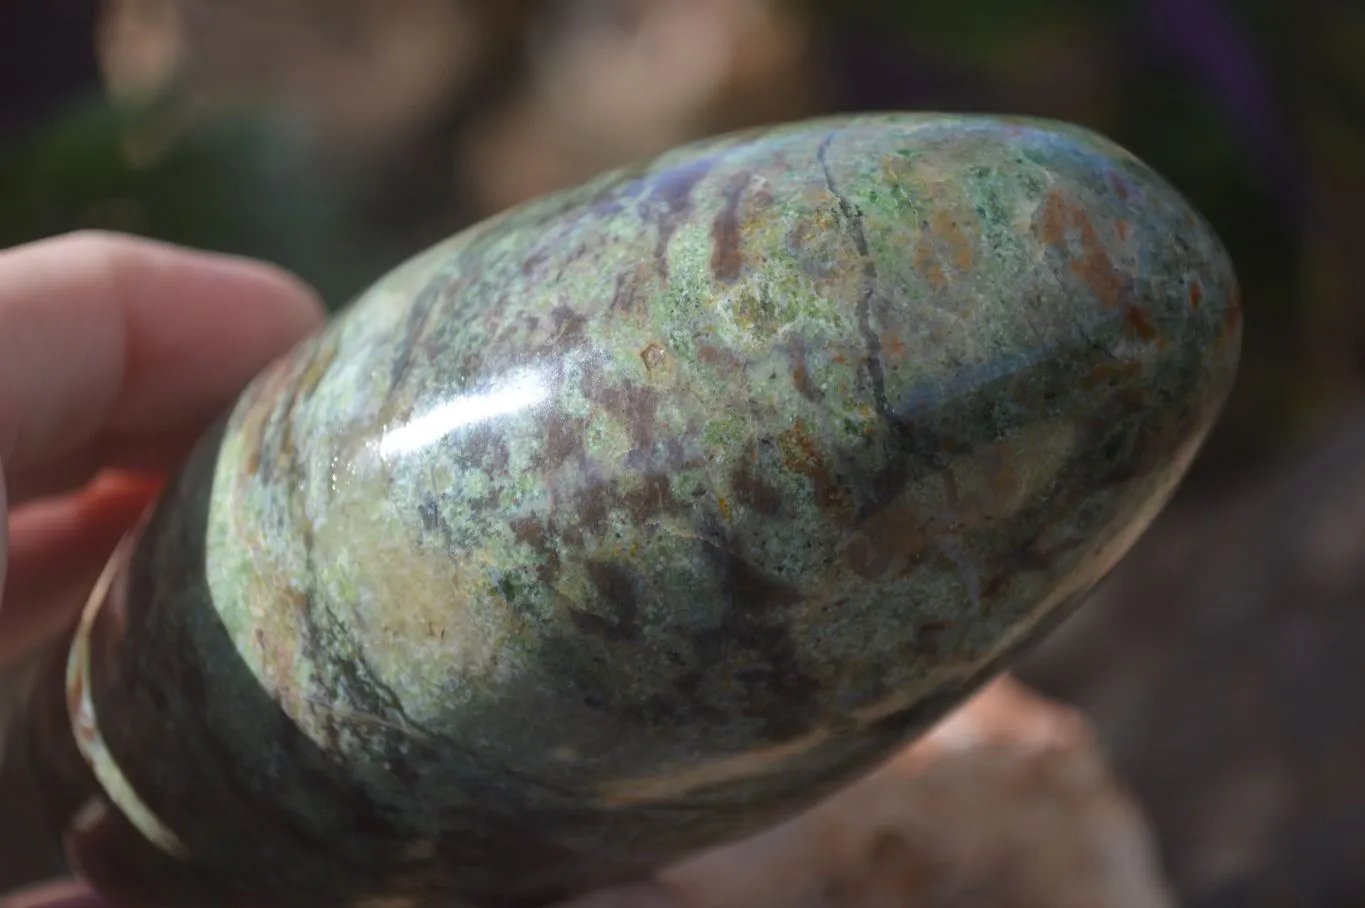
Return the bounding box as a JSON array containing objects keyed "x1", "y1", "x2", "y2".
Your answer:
[{"x1": 817, "y1": 129, "x2": 889, "y2": 422}]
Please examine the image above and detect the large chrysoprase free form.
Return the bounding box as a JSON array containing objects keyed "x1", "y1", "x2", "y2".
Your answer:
[{"x1": 28, "y1": 113, "x2": 1240, "y2": 907}]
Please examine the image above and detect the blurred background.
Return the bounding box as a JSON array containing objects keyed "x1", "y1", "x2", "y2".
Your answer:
[{"x1": 0, "y1": 0, "x2": 1362, "y2": 905}]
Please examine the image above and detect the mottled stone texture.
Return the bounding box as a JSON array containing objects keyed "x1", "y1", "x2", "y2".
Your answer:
[{"x1": 34, "y1": 114, "x2": 1238, "y2": 907}]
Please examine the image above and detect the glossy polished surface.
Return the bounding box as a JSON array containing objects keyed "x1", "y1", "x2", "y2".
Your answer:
[{"x1": 45, "y1": 113, "x2": 1238, "y2": 907}]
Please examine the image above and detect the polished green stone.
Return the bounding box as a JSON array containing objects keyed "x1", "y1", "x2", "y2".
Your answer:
[{"x1": 70, "y1": 113, "x2": 1239, "y2": 907}]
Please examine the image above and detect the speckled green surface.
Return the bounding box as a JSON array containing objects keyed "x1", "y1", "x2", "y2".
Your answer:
[{"x1": 52, "y1": 113, "x2": 1238, "y2": 907}]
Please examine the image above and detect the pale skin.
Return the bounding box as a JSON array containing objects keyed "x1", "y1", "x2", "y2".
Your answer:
[{"x1": 0, "y1": 232, "x2": 678, "y2": 908}]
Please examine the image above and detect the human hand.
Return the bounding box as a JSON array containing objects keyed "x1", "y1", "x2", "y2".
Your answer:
[
  {"x1": 0, "y1": 232, "x2": 323, "y2": 907},
  {"x1": 0, "y1": 233, "x2": 690, "y2": 908}
]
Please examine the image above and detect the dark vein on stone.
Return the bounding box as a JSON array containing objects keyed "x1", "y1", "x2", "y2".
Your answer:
[
  {"x1": 269, "y1": 365, "x2": 450, "y2": 766},
  {"x1": 817, "y1": 129, "x2": 889, "y2": 420},
  {"x1": 292, "y1": 497, "x2": 592, "y2": 800},
  {"x1": 388, "y1": 276, "x2": 444, "y2": 392}
]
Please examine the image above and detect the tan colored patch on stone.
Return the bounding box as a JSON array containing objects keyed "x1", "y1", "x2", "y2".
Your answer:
[{"x1": 598, "y1": 725, "x2": 832, "y2": 806}]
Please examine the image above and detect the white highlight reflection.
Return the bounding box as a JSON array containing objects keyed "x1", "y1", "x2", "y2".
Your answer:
[{"x1": 378, "y1": 368, "x2": 549, "y2": 459}]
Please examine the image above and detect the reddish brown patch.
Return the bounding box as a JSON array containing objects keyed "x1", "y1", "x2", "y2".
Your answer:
[
  {"x1": 249, "y1": 588, "x2": 311, "y2": 702},
  {"x1": 884, "y1": 329, "x2": 908, "y2": 359},
  {"x1": 843, "y1": 503, "x2": 927, "y2": 579},
  {"x1": 989, "y1": 462, "x2": 1019, "y2": 499},
  {"x1": 540, "y1": 412, "x2": 587, "y2": 468},
  {"x1": 462, "y1": 425, "x2": 511, "y2": 476},
  {"x1": 1036, "y1": 189, "x2": 1126, "y2": 310},
  {"x1": 549, "y1": 304, "x2": 588, "y2": 346},
  {"x1": 937, "y1": 210, "x2": 974, "y2": 271},
  {"x1": 520, "y1": 247, "x2": 549, "y2": 279},
  {"x1": 1115, "y1": 219, "x2": 1130, "y2": 242},
  {"x1": 1037, "y1": 189, "x2": 1068, "y2": 247},
  {"x1": 1080, "y1": 360, "x2": 1142, "y2": 391},
  {"x1": 698, "y1": 342, "x2": 747, "y2": 372},
  {"x1": 913, "y1": 209, "x2": 975, "y2": 288},
  {"x1": 1109, "y1": 170, "x2": 1132, "y2": 201},
  {"x1": 913, "y1": 620, "x2": 949, "y2": 655},
  {"x1": 577, "y1": 482, "x2": 612, "y2": 536},
  {"x1": 1120, "y1": 387, "x2": 1152, "y2": 417},
  {"x1": 1225, "y1": 283, "x2": 1243, "y2": 333},
  {"x1": 512, "y1": 516, "x2": 544, "y2": 547},
  {"x1": 787, "y1": 335, "x2": 823, "y2": 403},
  {"x1": 576, "y1": 560, "x2": 643, "y2": 643},
  {"x1": 590, "y1": 382, "x2": 660, "y2": 450},
  {"x1": 1189, "y1": 281, "x2": 1203, "y2": 309},
  {"x1": 915, "y1": 236, "x2": 947, "y2": 287},
  {"x1": 511, "y1": 516, "x2": 562, "y2": 583},
  {"x1": 779, "y1": 421, "x2": 850, "y2": 517},
  {"x1": 1071, "y1": 219, "x2": 1125, "y2": 309},
  {"x1": 711, "y1": 171, "x2": 752, "y2": 283},
  {"x1": 1124, "y1": 305, "x2": 1159, "y2": 342},
  {"x1": 731, "y1": 444, "x2": 782, "y2": 516},
  {"x1": 622, "y1": 473, "x2": 679, "y2": 524}
]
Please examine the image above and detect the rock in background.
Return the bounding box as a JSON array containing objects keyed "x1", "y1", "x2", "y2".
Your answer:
[
  {"x1": 1021, "y1": 405, "x2": 1365, "y2": 908},
  {"x1": 565, "y1": 677, "x2": 1174, "y2": 908}
]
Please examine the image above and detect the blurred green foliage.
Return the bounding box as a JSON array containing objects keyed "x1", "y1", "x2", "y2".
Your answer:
[{"x1": 0, "y1": 97, "x2": 388, "y2": 308}]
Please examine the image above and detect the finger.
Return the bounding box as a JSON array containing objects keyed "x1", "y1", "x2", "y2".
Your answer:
[
  {"x1": 0, "y1": 231, "x2": 324, "y2": 505},
  {"x1": 0, "y1": 472, "x2": 160, "y2": 665},
  {"x1": 3, "y1": 423, "x2": 200, "y2": 506},
  {"x1": 0, "y1": 879, "x2": 103, "y2": 908}
]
